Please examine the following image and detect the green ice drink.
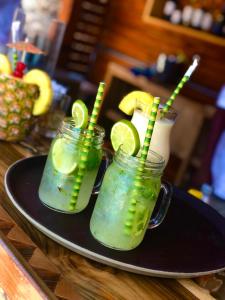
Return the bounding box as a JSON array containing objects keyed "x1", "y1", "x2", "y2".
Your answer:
[
  {"x1": 90, "y1": 147, "x2": 171, "y2": 250},
  {"x1": 39, "y1": 118, "x2": 105, "y2": 213}
]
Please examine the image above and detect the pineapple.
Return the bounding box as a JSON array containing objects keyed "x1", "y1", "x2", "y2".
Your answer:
[
  {"x1": 0, "y1": 59, "x2": 53, "y2": 141},
  {"x1": 0, "y1": 54, "x2": 12, "y2": 75},
  {"x1": 23, "y1": 69, "x2": 53, "y2": 116},
  {"x1": 0, "y1": 75, "x2": 39, "y2": 141}
]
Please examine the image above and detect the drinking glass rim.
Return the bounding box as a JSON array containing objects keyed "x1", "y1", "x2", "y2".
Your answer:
[
  {"x1": 60, "y1": 117, "x2": 105, "y2": 140},
  {"x1": 134, "y1": 101, "x2": 177, "y2": 120},
  {"x1": 115, "y1": 146, "x2": 165, "y2": 171},
  {"x1": 159, "y1": 106, "x2": 177, "y2": 120}
]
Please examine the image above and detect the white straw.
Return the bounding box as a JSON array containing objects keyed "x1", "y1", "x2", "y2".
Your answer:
[
  {"x1": 184, "y1": 56, "x2": 200, "y2": 77},
  {"x1": 21, "y1": 37, "x2": 29, "y2": 63}
]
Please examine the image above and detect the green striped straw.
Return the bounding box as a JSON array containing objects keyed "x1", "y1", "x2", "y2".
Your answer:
[
  {"x1": 163, "y1": 57, "x2": 199, "y2": 114},
  {"x1": 124, "y1": 97, "x2": 160, "y2": 235},
  {"x1": 69, "y1": 82, "x2": 105, "y2": 211},
  {"x1": 11, "y1": 21, "x2": 19, "y2": 70},
  {"x1": 13, "y1": 51, "x2": 18, "y2": 70}
]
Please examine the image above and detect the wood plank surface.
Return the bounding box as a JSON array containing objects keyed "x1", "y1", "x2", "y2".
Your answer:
[
  {"x1": 0, "y1": 234, "x2": 52, "y2": 300},
  {"x1": 0, "y1": 140, "x2": 217, "y2": 299}
]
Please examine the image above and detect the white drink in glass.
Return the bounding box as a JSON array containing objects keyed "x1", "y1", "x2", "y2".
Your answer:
[{"x1": 131, "y1": 108, "x2": 176, "y2": 166}]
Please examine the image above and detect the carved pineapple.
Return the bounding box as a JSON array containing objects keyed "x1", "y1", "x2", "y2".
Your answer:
[{"x1": 0, "y1": 75, "x2": 38, "y2": 141}]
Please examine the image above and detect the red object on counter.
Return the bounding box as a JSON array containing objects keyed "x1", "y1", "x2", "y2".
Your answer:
[{"x1": 13, "y1": 61, "x2": 26, "y2": 78}]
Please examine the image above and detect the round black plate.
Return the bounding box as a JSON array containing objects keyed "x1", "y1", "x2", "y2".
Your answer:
[{"x1": 4, "y1": 155, "x2": 225, "y2": 278}]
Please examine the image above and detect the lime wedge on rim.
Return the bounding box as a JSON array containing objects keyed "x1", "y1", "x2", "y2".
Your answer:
[
  {"x1": 72, "y1": 99, "x2": 88, "y2": 129},
  {"x1": 110, "y1": 119, "x2": 140, "y2": 156},
  {"x1": 52, "y1": 138, "x2": 77, "y2": 174}
]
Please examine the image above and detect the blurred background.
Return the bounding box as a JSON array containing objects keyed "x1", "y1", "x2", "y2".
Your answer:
[{"x1": 0, "y1": 0, "x2": 225, "y2": 208}]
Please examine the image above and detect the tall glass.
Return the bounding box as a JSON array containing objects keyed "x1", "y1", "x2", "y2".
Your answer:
[
  {"x1": 90, "y1": 148, "x2": 172, "y2": 250},
  {"x1": 25, "y1": 19, "x2": 66, "y2": 77},
  {"x1": 131, "y1": 103, "x2": 177, "y2": 165},
  {"x1": 39, "y1": 118, "x2": 105, "y2": 213},
  {"x1": 11, "y1": 7, "x2": 26, "y2": 43},
  {"x1": 37, "y1": 92, "x2": 71, "y2": 139}
]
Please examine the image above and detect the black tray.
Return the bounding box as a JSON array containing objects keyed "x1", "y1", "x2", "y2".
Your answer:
[{"x1": 4, "y1": 155, "x2": 225, "y2": 278}]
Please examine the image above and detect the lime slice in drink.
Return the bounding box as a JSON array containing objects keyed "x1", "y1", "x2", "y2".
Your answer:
[
  {"x1": 52, "y1": 138, "x2": 77, "y2": 174},
  {"x1": 72, "y1": 99, "x2": 88, "y2": 129},
  {"x1": 110, "y1": 119, "x2": 140, "y2": 156}
]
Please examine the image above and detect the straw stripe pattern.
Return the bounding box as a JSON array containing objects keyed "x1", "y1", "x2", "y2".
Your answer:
[
  {"x1": 163, "y1": 58, "x2": 199, "y2": 114},
  {"x1": 13, "y1": 51, "x2": 18, "y2": 70},
  {"x1": 163, "y1": 75, "x2": 189, "y2": 113},
  {"x1": 69, "y1": 82, "x2": 105, "y2": 211},
  {"x1": 124, "y1": 97, "x2": 160, "y2": 235}
]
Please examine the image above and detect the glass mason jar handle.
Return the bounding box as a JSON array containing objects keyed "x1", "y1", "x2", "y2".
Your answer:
[
  {"x1": 148, "y1": 182, "x2": 173, "y2": 229},
  {"x1": 92, "y1": 148, "x2": 113, "y2": 195}
]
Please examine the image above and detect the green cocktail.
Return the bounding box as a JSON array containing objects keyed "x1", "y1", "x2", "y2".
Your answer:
[
  {"x1": 90, "y1": 147, "x2": 171, "y2": 250},
  {"x1": 39, "y1": 118, "x2": 105, "y2": 213}
]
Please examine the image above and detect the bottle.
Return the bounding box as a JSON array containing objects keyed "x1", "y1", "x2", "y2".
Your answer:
[
  {"x1": 156, "y1": 53, "x2": 167, "y2": 74},
  {"x1": 163, "y1": 1, "x2": 177, "y2": 20},
  {"x1": 201, "y1": 12, "x2": 213, "y2": 31},
  {"x1": 170, "y1": 9, "x2": 182, "y2": 25},
  {"x1": 182, "y1": 5, "x2": 193, "y2": 26},
  {"x1": 211, "y1": 13, "x2": 224, "y2": 36},
  {"x1": 191, "y1": 8, "x2": 204, "y2": 29}
]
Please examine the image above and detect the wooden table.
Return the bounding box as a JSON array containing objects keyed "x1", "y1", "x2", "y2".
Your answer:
[{"x1": 0, "y1": 140, "x2": 219, "y2": 299}]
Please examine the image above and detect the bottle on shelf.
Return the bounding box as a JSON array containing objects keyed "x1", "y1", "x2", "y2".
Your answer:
[
  {"x1": 163, "y1": 1, "x2": 177, "y2": 20},
  {"x1": 191, "y1": 7, "x2": 204, "y2": 29},
  {"x1": 182, "y1": 5, "x2": 194, "y2": 26},
  {"x1": 211, "y1": 13, "x2": 224, "y2": 36},
  {"x1": 201, "y1": 12, "x2": 213, "y2": 31},
  {"x1": 170, "y1": 9, "x2": 182, "y2": 25},
  {"x1": 161, "y1": 0, "x2": 225, "y2": 38}
]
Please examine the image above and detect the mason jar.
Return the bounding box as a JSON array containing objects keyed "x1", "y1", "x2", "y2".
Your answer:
[
  {"x1": 90, "y1": 147, "x2": 172, "y2": 250},
  {"x1": 39, "y1": 117, "x2": 105, "y2": 213}
]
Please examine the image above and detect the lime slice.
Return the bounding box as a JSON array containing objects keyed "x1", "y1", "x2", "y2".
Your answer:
[
  {"x1": 110, "y1": 119, "x2": 140, "y2": 155},
  {"x1": 119, "y1": 91, "x2": 154, "y2": 116},
  {"x1": 72, "y1": 99, "x2": 88, "y2": 129},
  {"x1": 52, "y1": 138, "x2": 77, "y2": 174}
]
